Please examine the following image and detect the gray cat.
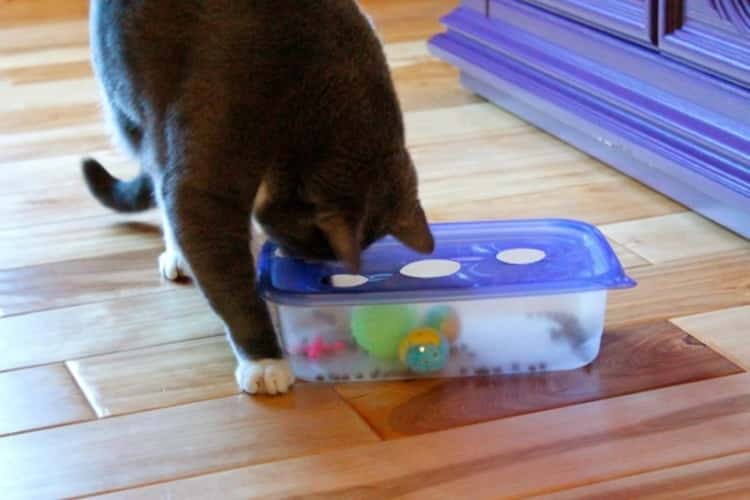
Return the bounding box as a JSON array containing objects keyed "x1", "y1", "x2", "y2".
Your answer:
[{"x1": 82, "y1": 0, "x2": 434, "y2": 394}]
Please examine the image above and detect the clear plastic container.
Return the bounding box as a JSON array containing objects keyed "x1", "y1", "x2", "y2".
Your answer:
[{"x1": 258, "y1": 219, "x2": 636, "y2": 382}]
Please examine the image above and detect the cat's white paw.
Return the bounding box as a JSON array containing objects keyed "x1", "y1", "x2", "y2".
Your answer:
[
  {"x1": 159, "y1": 250, "x2": 188, "y2": 281},
  {"x1": 235, "y1": 359, "x2": 295, "y2": 395}
]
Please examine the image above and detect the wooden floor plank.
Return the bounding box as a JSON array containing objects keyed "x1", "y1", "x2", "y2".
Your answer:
[
  {"x1": 0, "y1": 364, "x2": 94, "y2": 436},
  {"x1": 541, "y1": 451, "x2": 750, "y2": 499},
  {"x1": 0, "y1": 151, "x2": 132, "y2": 193},
  {"x1": 0, "y1": 101, "x2": 100, "y2": 133},
  {"x1": 394, "y1": 59, "x2": 482, "y2": 112},
  {"x1": 0, "y1": 122, "x2": 110, "y2": 162},
  {"x1": 0, "y1": 287, "x2": 220, "y2": 372},
  {"x1": 0, "y1": 45, "x2": 88, "y2": 73},
  {"x1": 420, "y1": 158, "x2": 621, "y2": 208},
  {"x1": 0, "y1": 248, "x2": 173, "y2": 317},
  {"x1": 0, "y1": 2, "x2": 89, "y2": 30},
  {"x1": 3, "y1": 0, "x2": 748, "y2": 496},
  {"x1": 0, "y1": 77, "x2": 97, "y2": 112},
  {"x1": 2, "y1": 186, "x2": 112, "y2": 231},
  {"x1": 673, "y1": 306, "x2": 750, "y2": 370},
  {"x1": 4, "y1": 59, "x2": 92, "y2": 84},
  {"x1": 0, "y1": 386, "x2": 379, "y2": 500},
  {"x1": 606, "y1": 249, "x2": 750, "y2": 327},
  {"x1": 384, "y1": 40, "x2": 483, "y2": 111},
  {"x1": 405, "y1": 103, "x2": 529, "y2": 146},
  {"x1": 428, "y1": 180, "x2": 684, "y2": 226},
  {"x1": 0, "y1": 212, "x2": 161, "y2": 270},
  {"x1": 334, "y1": 322, "x2": 741, "y2": 438},
  {"x1": 68, "y1": 337, "x2": 235, "y2": 417},
  {"x1": 93, "y1": 373, "x2": 750, "y2": 499},
  {"x1": 0, "y1": 20, "x2": 88, "y2": 54},
  {"x1": 0, "y1": 151, "x2": 139, "y2": 228},
  {"x1": 609, "y1": 240, "x2": 650, "y2": 269},
  {"x1": 362, "y1": 0, "x2": 459, "y2": 44},
  {"x1": 602, "y1": 212, "x2": 749, "y2": 264},
  {"x1": 384, "y1": 40, "x2": 437, "y2": 70}
]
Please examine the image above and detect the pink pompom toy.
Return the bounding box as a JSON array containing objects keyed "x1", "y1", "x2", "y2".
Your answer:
[{"x1": 295, "y1": 336, "x2": 347, "y2": 360}]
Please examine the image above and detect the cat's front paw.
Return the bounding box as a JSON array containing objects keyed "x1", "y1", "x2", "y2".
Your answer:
[
  {"x1": 159, "y1": 250, "x2": 188, "y2": 281},
  {"x1": 235, "y1": 359, "x2": 295, "y2": 395}
]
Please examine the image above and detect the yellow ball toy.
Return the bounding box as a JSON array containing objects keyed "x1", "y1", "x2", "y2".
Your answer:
[{"x1": 399, "y1": 327, "x2": 450, "y2": 373}]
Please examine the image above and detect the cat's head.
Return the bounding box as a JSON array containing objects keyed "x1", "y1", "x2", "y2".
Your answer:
[{"x1": 255, "y1": 150, "x2": 434, "y2": 271}]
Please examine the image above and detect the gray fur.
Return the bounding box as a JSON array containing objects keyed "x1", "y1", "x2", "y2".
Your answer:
[{"x1": 83, "y1": 0, "x2": 434, "y2": 363}]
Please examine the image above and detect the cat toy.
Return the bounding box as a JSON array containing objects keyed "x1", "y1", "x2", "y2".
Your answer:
[
  {"x1": 351, "y1": 304, "x2": 460, "y2": 372},
  {"x1": 294, "y1": 335, "x2": 347, "y2": 360}
]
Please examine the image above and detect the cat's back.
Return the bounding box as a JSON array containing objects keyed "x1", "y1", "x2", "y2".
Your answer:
[{"x1": 93, "y1": 0, "x2": 401, "y2": 153}]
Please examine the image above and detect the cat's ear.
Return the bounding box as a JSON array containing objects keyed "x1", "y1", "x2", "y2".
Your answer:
[
  {"x1": 317, "y1": 214, "x2": 362, "y2": 272},
  {"x1": 392, "y1": 203, "x2": 434, "y2": 254}
]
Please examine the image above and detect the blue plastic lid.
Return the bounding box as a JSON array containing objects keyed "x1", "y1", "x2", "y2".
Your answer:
[{"x1": 258, "y1": 219, "x2": 636, "y2": 306}]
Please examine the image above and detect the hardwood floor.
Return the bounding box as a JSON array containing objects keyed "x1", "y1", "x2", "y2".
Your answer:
[{"x1": 0, "y1": 1, "x2": 748, "y2": 498}]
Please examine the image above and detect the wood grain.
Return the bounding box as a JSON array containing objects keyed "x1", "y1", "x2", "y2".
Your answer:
[
  {"x1": 429, "y1": 180, "x2": 685, "y2": 226},
  {"x1": 539, "y1": 451, "x2": 750, "y2": 499},
  {"x1": 0, "y1": 2, "x2": 89, "y2": 29},
  {"x1": 0, "y1": 212, "x2": 161, "y2": 270},
  {"x1": 0, "y1": 45, "x2": 88, "y2": 71},
  {"x1": 361, "y1": 0, "x2": 460, "y2": 43},
  {"x1": 0, "y1": 27, "x2": 87, "y2": 70},
  {"x1": 606, "y1": 249, "x2": 750, "y2": 327},
  {"x1": 602, "y1": 212, "x2": 749, "y2": 264},
  {"x1": 334, "y1": 322, "x2": 742, "y2": 438},
  {"x1": 93, "y1": 373, "x2": 750, "y2": 499},
  {"x1": 0, "y1": 101, "x2": 99, "y2": 133},
  {"x1": 0, "y1": 385, "x2": 379, "y2": 500},
  {"x1": 0, "y1": 287, "x2": 221, "y2": 371},
  {"x1": 68, "y1": 337, "x2": 235, "y2": 417},
  {"x1": 0, "y1": 248, "x2": 173, "y2": 317},
  {"x1": 394, "y1": 59, "x2": 483, "y2": 112},
  {"x1": 0, "y1": 152, "x2": 137, "y2": 228},
  {"x1": 384, "y1": 41, "x2": 483, "y2": 112},
  {"x1": 609, "y1": 240, "x2": 649, "y2": 269},
  {"x1": 405, "y1": 103, "x2": 529, "y2": 146},
  {"x1": 0, "y1": 364, "x2": 94, "y2": 436},
  {"x1": 0, "y1": 78, "x2": 98, "y2": 112},
  {"x1": 3, "y1": 0, "x2": 749, "y2": 497},
  {"x1": 0, "y1": 122, "x2": 110, "y2": 162},
  {"x1": 673, "y1": 306, "x2": 750, "y2": 370},
  {"x1": 0, "y1": 151, "x2": 133, "y2": 193}
]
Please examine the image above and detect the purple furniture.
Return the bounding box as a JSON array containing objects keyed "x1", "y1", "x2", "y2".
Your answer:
[{"x1": 429, "y1": 0, "x2": 750, "y2": 238}]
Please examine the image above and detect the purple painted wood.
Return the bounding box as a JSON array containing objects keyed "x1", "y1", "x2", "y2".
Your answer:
[
  {"x1": 519, "y1": 0, "x2": 657, "y2": 44},
  {"x1": 428, "y1": 4, "x2": 750, "y2": 238},
  {"x1": 659, "y1": 0, "x2": 750, "y2": 88},
  {"x1": 462, "y1": 0, "x2": 488, "y2": 14},
  {"x1": 485, "y1": 0, "x2": 750, "y2": 126}
]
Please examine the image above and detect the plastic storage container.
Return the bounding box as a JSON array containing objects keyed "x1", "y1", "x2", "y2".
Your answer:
[{"x1": 258, "y1": 219, "x2": 636, "y2": 382}]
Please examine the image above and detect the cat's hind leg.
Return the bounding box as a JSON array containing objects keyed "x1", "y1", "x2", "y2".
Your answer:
[{"x1": 157, "y1": 208, "x2": 190, "y2": 281}]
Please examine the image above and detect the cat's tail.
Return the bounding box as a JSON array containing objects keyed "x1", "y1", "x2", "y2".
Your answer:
[{"x1": 81, "y1": 157, "x2": 155, "y2": 213}]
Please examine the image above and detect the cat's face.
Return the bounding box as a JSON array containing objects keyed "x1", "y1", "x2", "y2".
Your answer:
[{"x1": 255, "y1": 152, "x2": 434, "y2": 271}]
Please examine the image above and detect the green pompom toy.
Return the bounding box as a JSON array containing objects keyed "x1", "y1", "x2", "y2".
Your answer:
[{"x1": 350, "y1": 305, "x2": 419, "y2": 360}]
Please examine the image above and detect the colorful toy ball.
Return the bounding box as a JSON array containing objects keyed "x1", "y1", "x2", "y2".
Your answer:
[
  {"x1": 351, "y1": 305, "x2": 419, "y2": 360},
  {"x1": 399, "y1": 327, "x2": 450, "y2": 373},
  {"x1": 424, "y1": 305, "x2": 461, "y2": 342}
]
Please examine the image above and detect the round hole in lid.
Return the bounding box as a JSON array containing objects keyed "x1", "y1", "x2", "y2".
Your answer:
[
  {"x1": 327, "y1": 274, "x2": 369, "y2": 288},
  {"x1": 400, "y1": 259, "x2": 461, "y2": 279},
  {"x1": 496, "y1": 248, "x2": 546, "y2": 265}
]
